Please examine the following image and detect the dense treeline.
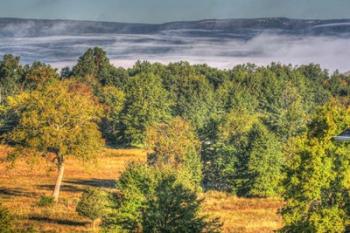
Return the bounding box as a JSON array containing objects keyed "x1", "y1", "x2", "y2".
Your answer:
[{"x1": 1, "y1": 47, "x2": 350, "y2": 232}]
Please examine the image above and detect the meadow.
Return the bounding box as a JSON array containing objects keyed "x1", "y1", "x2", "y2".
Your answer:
[{"x1": 0, "y1": 145, "x2": 283, "y2": 233}]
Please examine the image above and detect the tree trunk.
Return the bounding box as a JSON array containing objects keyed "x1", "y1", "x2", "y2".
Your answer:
[{"x1": 52, "y1": 162, "x2": 65, "y2": 202}]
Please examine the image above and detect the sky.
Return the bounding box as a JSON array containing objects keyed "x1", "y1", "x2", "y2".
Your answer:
[{"x1": 0, "y1": 0, "x2": 350, "y2": 23}]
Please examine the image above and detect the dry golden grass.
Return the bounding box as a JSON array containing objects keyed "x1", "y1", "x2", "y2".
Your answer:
[
  {"x1": 202, "y1": 191, "x2": 283, "y2": 233},
  {"x1": 0, "y1": 145, "x2": 283, "y2": 233}
]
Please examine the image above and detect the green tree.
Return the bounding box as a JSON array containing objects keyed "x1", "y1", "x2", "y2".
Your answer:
[
  {"x1": 76, "y1": 188, "x2": 110, "y2": 229},
  {"x1": 120, "y1": 72, "x2": 171, "y2": 145},
  {"x1": 146, "y1": 117, "x2": 202, "y2": 188},
  {"x1": 104, "y1": 163, "x2": 221, "y2": 233},
  {"x1": 0, "y1": 54, "x2": 23, "y2": 103},
  {"x1": 162, "y1": 62, "x2": 216, "y2": 131},
  {"x1": 142, "y1": 174, "x2": 221, "y2": 233},
  {"x1": 202, "y1": 109, "x2": 258, "y2": 192},
  {"x1": 72, "y1": 47, "x2": 110, "y2": 78},
  {"x1": 237, "y1": 123, "x2": 283, "y2": 197},
  {"x1": 281, "y1": 100, "x2": 350, "y2": 233},
  {"x1": 4, "y1": 81, "x2": 103, "y2": 201},
  {"x1": 72, "y1": 47, "x2": 126, "y2": 86},
  {"x1": 202, "y1": 109, "x2": 283, "y2": 197},
  {"x1": 22, "y1": 62, "x2": 59, "y2": 90},
  {"x1": 97, "y1": 85, "x2": 125, "y2": 145}
]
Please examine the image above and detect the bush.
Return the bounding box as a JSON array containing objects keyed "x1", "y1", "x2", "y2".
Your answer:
[
  {"x1": 0, "y1": 204, "x2": 13, "y2": 233},
  {"x1": 76, "y1": 188, "x2": 110, "y2": 228},
  {"x1": 38, "y1": 195, "x2": 54, "y2": 207},
  {"x1": 103, "y1": 163, "x2": 222, "y2": 233},
  {"x1": 142, "y1": 174, "x2": 221, "y2": 233}
]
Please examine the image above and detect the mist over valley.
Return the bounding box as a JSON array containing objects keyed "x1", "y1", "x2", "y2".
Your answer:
[{"x1": 1, "y1": 17, "x2": 350, "y2": 71}]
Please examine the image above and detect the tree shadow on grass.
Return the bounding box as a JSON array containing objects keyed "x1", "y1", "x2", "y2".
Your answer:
[
  {"x1": 36, "y1": 184, "x2": 85, "y2": 193},
  {"x1": 29, "y1": 215, "x2": 89, "y2": 226},
  {"x1": 65, "y1": 178, "x2": 115, "y2": 189},
  {"x1": 36, "y1": 178, "x2": 115, "y2": 193},
  {"x1": 0, "y1": 187, "x2": 37, "y2": 198}
]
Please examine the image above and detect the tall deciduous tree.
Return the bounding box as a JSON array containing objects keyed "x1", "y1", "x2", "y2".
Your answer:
[{"x1": 4, "y1": 81, "x2": 103, "y2": 201}]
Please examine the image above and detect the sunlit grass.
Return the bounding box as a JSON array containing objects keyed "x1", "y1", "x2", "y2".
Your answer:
[{"x1": 0, "y1": 145, "x2": 283, "y2": 232}]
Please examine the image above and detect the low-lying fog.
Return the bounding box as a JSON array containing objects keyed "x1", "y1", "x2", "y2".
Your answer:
[{"x1": 1, "y1": 30, "x2": 350, "y2": 72}]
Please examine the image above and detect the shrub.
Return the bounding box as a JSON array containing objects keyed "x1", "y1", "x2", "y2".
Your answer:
[
  {"x1": 38, "y1": 195, "x2": 54, "y2": 207},
  {"x1": 142, "y1": 174, "x2": 221, "y2": 233},
  {"x1": 103, "y1": 163, "x2": 222, "y2": 233},
  {"x1": 76, "y1": 188, "x2": 110, "y2": 228}
]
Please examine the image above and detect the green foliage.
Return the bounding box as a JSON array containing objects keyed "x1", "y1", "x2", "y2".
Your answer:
[
  {"x1": 76, "y1": 188, "x2": 110, "y2": 221},
  {"x1": 0, "y1": 204, "x2": 13, "y2": 233},
  {"x1": 142, "y1": 174, "x2": 221, "y2": 233},
  {"x1": 104, "y1": 163, "x2": 221, "y2": 233},
  {"x1": 38, "y1": 195, "x2": 54, "y2": 207},
  {"x1": 281, "y1": 100, "x2": 350, "y2": 233},
  {"x1": 201, "y1": 142, "x2": 237, "y2": 191},
  {"x1": 97, "y1": 85, "x2": 126, "y2": 145},
  {"x1": 0, "y1": 54, "x2": 23, "y2": 103},
  {"x1": 146, "y1": 117, "x2": 202, "y2": 188},
  {"x1": 103, "y1": 163, "x2": 158, "y2": 231},
  {"x1": 22, "y1": 62, "x2": 59, "y2": 90},
  {"x1": 203, "y1": 110, "x2": 283, "y2": 197},
  {"x1": 1, "y1": 80, "x2": 104, "y2": 201},
  {"x1": 4, "y1": 80, "x2": 103, "y2": 161},
  {"x1": 72, "y1": 47, "x2": 110, "y2": 79},
  {"x1": 71, "y1": 47, "x2": 129, "y2": 87},
  {"x1": 202, "y1": 109, "x2": 256, "y2": 192},
  {"x1": 4, "y1": 48, "x2": 350, "y2": 231},
  {"x1": 238, "y1": 123, "x2": 283, "y2": 197},
  {"x1": 163, "y1": 64, "x2": 216, "y2": 131},
  {"x1": 120, "y1": 72, "x2": 171, "y2": 145}
]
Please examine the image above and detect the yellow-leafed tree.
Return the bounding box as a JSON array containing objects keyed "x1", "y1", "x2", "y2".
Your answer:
[{"x1": 4, "y1": 80, "x2": 103, "y2": 202}]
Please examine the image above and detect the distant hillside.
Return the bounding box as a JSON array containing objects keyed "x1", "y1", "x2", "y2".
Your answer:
[{"x1": 1, "y1": 17, "x2": 350, "y2": 38}]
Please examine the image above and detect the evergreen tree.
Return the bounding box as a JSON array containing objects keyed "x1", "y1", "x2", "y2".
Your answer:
[
  {"x1": 237, "y1": 123, "x2": 283, "y2": 197},
  {"x1": 104, "y1": 163, "x2": 221, "y2": 233}
]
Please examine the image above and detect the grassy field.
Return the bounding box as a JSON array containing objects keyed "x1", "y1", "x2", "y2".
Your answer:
[{"x1": 0, "y1": 145, "x2": 283, "y2": 233}]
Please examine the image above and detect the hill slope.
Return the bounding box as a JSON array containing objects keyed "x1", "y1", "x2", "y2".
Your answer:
[{"x1": 1, "y1": 17, "x2": 350, "y2": 38}]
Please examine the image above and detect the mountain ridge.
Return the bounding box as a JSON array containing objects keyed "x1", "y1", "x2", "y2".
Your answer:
[{"x1": 1, "y1": 17, "x2": 350, "y2": 38}]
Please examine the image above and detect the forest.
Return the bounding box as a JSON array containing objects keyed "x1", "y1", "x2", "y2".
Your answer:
[{"x1": 1, "y1": 47, "x2": 350, "y2": 232}]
